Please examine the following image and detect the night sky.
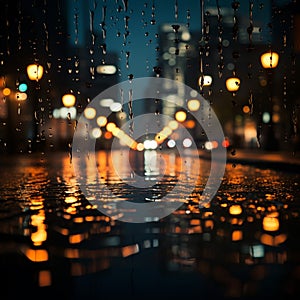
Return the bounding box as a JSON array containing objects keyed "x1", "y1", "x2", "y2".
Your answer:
[{"x1": 64, "y1": 0, "x2": 280, "y2": 81}]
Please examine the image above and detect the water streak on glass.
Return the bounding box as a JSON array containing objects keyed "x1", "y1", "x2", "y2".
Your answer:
[
  {"x1": 128, "y1": 88, "x2": 133, "y2": 135},
  {"x1": 101, "y1": 4, "x2": 107, "y2": 39},
  {"x1": 74, "y1": 0, "x2": 79, "y2": 45}
]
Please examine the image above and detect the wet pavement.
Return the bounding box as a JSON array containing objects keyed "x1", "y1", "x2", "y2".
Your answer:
[{"x1": 0, "y1": 150, "x2": 300, "y2": 299}]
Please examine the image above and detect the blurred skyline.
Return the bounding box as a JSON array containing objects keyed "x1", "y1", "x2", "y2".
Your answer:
[
  {"x1": 0, "y1": 0, "x2": 299, "y2": 153},
  {"x1": 65, "y1": 0, "x2": 275, "y2": 81}
]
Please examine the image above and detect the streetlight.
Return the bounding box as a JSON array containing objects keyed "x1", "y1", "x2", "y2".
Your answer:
[
  {"x1": 260, "y1": 51, "x2": 279, "y2": 69},
  {"x1": 260, "y1": 50, "x2": 280, "y2": 150},
  {"x1": 62, "y1": 94, "x2": 76, "y2": 108},
  {"x1": 225, "y1": 76, "x2": 241, "y2": 147},
  {"x1": 198, "y1": 75, "x2": 213, "y2": 88},
  {"x1": 61, "y1": 93, "x2": 77, "y2": 150},
  {"x1": 187, "y1": 99, "x2": 201, "y2": 111},
  {"x1": 175, "y1": 110, "x2": 187, "y2": 122},
  {"x1": 27, "y1": 63, "x2": 44, "y2": 151},
  {"x1": 27, "y1": 63, "x2": 44, "y2": 81},
  {"x1": 96, "y1": 65, "x2": 117, "y2": 75},
  {"x1": 225, "y1": 77, "x2": 241, "y2": 93}
]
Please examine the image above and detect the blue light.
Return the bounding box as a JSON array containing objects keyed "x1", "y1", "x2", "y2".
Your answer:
[{"x1": 19, "y1": 83, "x2": 28, "y2": 92}]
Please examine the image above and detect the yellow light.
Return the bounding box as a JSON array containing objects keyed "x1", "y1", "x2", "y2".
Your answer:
[
  {"x1": 198, "y1": 75, "x2": 212, "y2": 87},
  {"x1": 3, "y1": 88, "x2": 11, "y2": 96},
  {"x1": 168, "y1": 120, "x2": 179, "y2": 130},
  {"x1": 226, "y1": 77, "x2": 241, "y2": 92},
  {"x1": 65, "y1": 196, "x2": 77, "y2": 204},
  {"x1": 15, "y1": 92, "x2": 27, "y2": 101},
  {"x1": 120, "y1": 134, "x2": 137, "y2": 149},
  {"x1": 244, "y1": 122, "x2": 257, "y2": 143},
  {"x1": 155, "y1": 133, "x2": 167, "y2": 143},
  {"x1": 84, "y1": 107, "x2": 96, "y2": 119},
  {"x1": 243, "y1": 105, "x2": 250, "y2": 114},
  {"x1": 118, "y1": 111, "x2": 127, "y2": 120},
  {"x1": 106, "y1": 122, "x2": 116, "y2": 132},
  {"x1": 31, "y1": 227, "x2": 47, "y2": 246},
  {"x1": 136, "y1": 143, "x2": 144, "y2": 151},
  {"x1": 187, "y1": 99, "x2": 201, "y2": 111},
  {"x1": 24, "y1": 248, "x2": 49, "y2": 262},
  {"x1": 175, "y1": 110, "x2": 187, "y2": 122},
  {"x1": 91, "y1": 127, "x2": 102, "y2": 138},
  {"x1": 97, "y1": 116, "x2": 108, "y2": 127},
  {"x1": 260, "y1": 51, "x2": 279, "y2": 69},
  {"x1": 30, "y1": 212, "x2": 47, "y2": 246},
  {"x1": 260, "y1": 233, "x2": 287, "y2": 246},
  {"x1": 62, "y1": 94, "x2": 76, "y2": 107},
  {"x1": 130, "y1": 141, "x2": 138, "y2": 150},
  {"x1": 112, "y1": 127, "x2": 121, "y2": 136},
  {"x1": 115, "y1": 129, "x2": 125, "y2": 138},
  {"x1": 69, "y1": 233, "x2": 85, "y2": 244},
  {"x1": 96, "y1": 64, "x2": 117, "y2": 74},
  {"x1": 229, "y1": 204, "x2": 242, "y2": 215},
  {"x1": 73, "y1": 217, "x2": 84, "y2": 223},
  {"x1": 162, "y1": 126, "x2": 172, "y2": 136},
  {"x1": 27, "y1": 63, "x2": 44, "y2": 81},
  {"x1": 232, "y1": 230, "x2": 243, "y2": 241},
  {"x1": 263, "y1": 215, "x2": 279, "y2": 232}
]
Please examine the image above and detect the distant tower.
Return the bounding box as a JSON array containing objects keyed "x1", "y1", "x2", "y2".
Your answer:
[{"x1": 156, "y1": 23, "x2": 198, "y2": 117}]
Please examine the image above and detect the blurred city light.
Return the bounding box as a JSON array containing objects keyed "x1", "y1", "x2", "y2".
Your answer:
[
  {"x1": 167, "y1": 139, "x2": 176, "y2": 148},
  {"x1": 155, "y1": 126, "x2": 172, "y2": 144},
  {"x1": 117, "y1": 111, "x2": 127, "y2": 120},
  {"x1": 242, "y1": 105, "x2": 250, "y2": 114},
  {"x1": 106, "y1": 122, "x2": 116, "y2": 132},
  {"x1": 204, "y1": 140, "x2": 218, "y2": 150},
  {"x1": 168, "y1": 120, "x2": 179, "y2": 130},
  {"x1": 3, "y1": 87, "x2": 11, "y2": 96},
  {"x1": 136, "y1": 142, "x2": 144, "y2": 151},
  {"x1": 96, "y1": 116, "x2": 108, "y2": 127},
  {"x1": 184, "y1": 120, "x2": 195, "y2": 129},
  {"x1": 175, "y1": 110, "x2": 187, "y2": 122},
  {"x1": 250, "y1": 245, "x2": 265, "y2": 258},
  {"x1": 229, "y1": 205, "x2": 242, "y2": 215},
  {"x1": 99, "y1": 98, "x2": 114, "y2": 107},
  {"x1": 262, "y1": 112, "x2": 271, "y2": 123},
  {"x1": 183, "y1": 138, "x2": 192, "y2": 148},
  {"x1": 84, "y1": 107, "x2": 96, "y2": 119},
  {"x1": 62, "y1": 94, "x2": 76, "y2": 108},
  {"x1": 263, "y1": 214, "x2": 280, "y2": 231},
  {"x1": 53, "y1": 107, "x2": 76, "y2": 119},
  {"x1": 198, "y1": 75, "x2": 212, "y2": 87},
  {"x1": 96, "y1": 65, "x2": 117, "y2": 74},
  {"x1": 27, "y1": 63, "x2": 44, "y2": 81},
  {"x1": 91, "y1": 128, "x2": 102, "y2": 139},
  {"x1": 225, "y1": 77, "x2": 241, "y2": 92},
  {"x1": 110, "y1": 102, "x2": 122, "y2": 112},
  {"x1": 187, "y1": 99, "x2": 200, "y2": 111},
  {"x1": 260, "y1": 51, "x2": 279, "y2": 69},
  {"x1": 144, "y1": 140, "x2": 158, "y2": 150},
  {"x1": 15, "y1": 92, "x2": 27, "y2": 101},
  {"x1": 222, "y1": 138, "x2": 230, "y2": 148}
]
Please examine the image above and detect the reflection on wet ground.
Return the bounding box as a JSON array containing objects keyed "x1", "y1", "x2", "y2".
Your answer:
[{"x1": 0, "y1": 150, "x2": 299, "y2": 299}]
